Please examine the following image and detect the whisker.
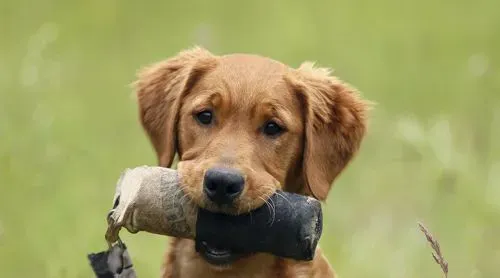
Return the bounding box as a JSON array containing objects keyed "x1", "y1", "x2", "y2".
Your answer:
[
  {"x1": 178, "y1": 193, "x2": 190, "y2": 207},
  {"x1": 175, "y1": 187, "x2": 189, "y2": 205},
  {"x1": 258, "y1": 196, "x2": 275, "y2": 226},
  {"x1": 237, "y1": 203, "x2": 243, "y2": 215},
  {"x1": 267, "y1": 196, "x2": 276, "y2": 225},
  {"x1": 247, "y1": 201, "x2": 253, "y2": 223},
  {"x1": 274, "y1": 191, "x2": 292, "y2": 206},
  {"x1": 169, "y1": 187, "x2": 183, "y2": 208}
]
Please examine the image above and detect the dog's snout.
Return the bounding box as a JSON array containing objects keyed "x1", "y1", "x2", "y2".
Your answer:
[{"x1": 203, "y1": 168, "x2": 244, "y2": 205}]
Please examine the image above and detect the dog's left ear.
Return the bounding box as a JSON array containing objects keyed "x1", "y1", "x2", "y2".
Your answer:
[{"x1": 285, "y1": 62, "x2": 370, "y2": 200}]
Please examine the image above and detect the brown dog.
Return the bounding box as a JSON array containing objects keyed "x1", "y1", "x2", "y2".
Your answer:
[{"x1": 135, "y1": 47, "x2": 369, "y2": 278}]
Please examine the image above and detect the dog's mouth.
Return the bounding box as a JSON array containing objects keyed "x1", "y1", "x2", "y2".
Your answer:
[{"x1": 196, "y1": 241, "x2": 249, "y2": 266}]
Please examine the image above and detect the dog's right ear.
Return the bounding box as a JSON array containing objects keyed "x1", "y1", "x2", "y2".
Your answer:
[{"x1": 135, "y1": 47, "x2": 217, "y2": 167}]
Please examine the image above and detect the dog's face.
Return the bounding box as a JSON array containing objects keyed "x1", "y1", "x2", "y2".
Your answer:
[
  {"x1": 175, "y1": 54, "x2": 306, "y2": 214},
  {"x1": 135, "y1": 47, "x2": 368, "y2": 265}
]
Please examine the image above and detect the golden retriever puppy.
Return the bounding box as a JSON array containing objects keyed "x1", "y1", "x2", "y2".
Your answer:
[{"x1": 135, "y1": 47, "x2": 369, "y2": 278}]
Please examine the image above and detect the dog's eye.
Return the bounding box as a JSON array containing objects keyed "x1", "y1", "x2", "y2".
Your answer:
[
  {"x1": 195, "y1": 110, "x2": 213, "y2": 125},
  {"x1": 262, "y1": 121, "x2": 284, "y2": 137}
]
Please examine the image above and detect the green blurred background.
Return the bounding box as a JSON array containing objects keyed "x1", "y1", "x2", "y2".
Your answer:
[{"x1": 1, "y1": 0, "x2": 499, "y2": 277}]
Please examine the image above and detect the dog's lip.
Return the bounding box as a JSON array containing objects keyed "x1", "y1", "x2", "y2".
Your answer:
[{"x1": 197, "y1": 241, "x2": 248, "y2": 266}]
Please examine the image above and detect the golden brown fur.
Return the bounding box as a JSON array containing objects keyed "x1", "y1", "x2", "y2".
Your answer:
[{"x1": 135, "y1": 47, "x2": 369, "y2": 278}]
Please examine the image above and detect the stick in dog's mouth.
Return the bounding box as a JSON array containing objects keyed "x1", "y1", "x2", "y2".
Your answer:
[{"x1": 106, "y1": 165, "x2": 323, "y2": 261}]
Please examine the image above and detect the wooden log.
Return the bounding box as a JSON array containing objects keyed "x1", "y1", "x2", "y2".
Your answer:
[
  {"x1": 105, "y1": 166, "x2": 323, "y2": 261},
  {"x1": 106, "y1": 166, "x2": 197, "y2": 243}
]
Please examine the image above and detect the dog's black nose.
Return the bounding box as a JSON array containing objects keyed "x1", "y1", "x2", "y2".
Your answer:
[{"x1": 204, "y1": 168, "x2": 244, "y2": 205}]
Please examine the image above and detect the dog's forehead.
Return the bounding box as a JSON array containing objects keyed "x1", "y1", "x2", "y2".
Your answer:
[
  {"x1": 196, "y1": 54, "x2": 293, "y2": 101},
  {"x1": 219, "y1": 53, "x2": 287, "y2": 71},
  {"x1": 213, "y1": 54, "x2": 288, "y2": 88}
]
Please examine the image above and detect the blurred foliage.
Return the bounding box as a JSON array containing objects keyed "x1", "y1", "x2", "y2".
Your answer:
[{"x1": 1, "y1": 0, "x2": 499, "y2": 277}]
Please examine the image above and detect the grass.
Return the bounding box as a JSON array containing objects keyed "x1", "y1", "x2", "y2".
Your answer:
[
  {"x1": 1, "y1": 0, "x2": 499, "y2": 277},
  {"x1": 419, "y1": 222, "x2": 449, "y2": 278}
]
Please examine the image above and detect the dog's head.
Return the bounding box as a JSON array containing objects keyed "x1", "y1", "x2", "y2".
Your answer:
[{"x1": 135, "y1": 47, "x2": 368, "y2": 214}]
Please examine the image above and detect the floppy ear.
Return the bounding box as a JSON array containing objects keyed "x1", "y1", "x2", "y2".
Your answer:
[
  {"x1": 286, "y1": 62, "x2": 370, "y2": 200},
  {"x1": 134, "y1": 47, "x2": 217, "y2": 167}
]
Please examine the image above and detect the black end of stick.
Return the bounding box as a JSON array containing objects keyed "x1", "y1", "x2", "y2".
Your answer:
[
  {"x1": 87, "y1": 243, "x2": 137, "y2": 278},
  {"x1": 195, "y1": 191, "x2": 323, "y2": 261}
]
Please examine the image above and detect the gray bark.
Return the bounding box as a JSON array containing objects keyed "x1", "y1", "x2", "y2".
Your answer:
[{"x1": 105, "y1": 166, "x2": 196, "y2": 244}]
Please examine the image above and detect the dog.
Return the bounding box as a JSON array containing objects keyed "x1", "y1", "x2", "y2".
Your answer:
[{"x1": 134, "y1": 47, "x2": 369, "y2": 278}]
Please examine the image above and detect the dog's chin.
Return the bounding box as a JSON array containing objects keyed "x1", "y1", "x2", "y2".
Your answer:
[{"x1": 197, "y1": 241, "x2": 250, "y2": 268}]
